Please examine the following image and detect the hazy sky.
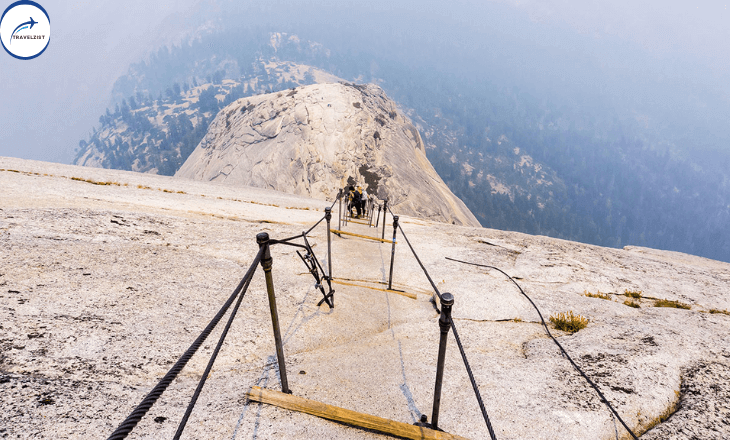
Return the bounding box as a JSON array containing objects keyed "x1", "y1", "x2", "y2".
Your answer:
[
  {"x1": 1, "y1": 0, "x2": 728, "y2": 164},
  {"x1": 0, "y1": 0, "x2": 199, "y2": 163}
]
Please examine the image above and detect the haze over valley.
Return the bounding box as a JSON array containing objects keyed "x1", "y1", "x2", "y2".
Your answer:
[{"x1": 3, "y1": 0, "x2": 730, "y2": 260}]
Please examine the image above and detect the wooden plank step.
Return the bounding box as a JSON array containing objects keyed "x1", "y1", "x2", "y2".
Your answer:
[
  {"x1": 246, "y1": 386, "x2": 469, "y2": 440},
  {"x1": 334, "y1": 277, "x2": 436, "y2": 298},
  {"x1": 344, "y1": 218, "x2": 372, "y2": 225},
  {"x1": 331, "y1": 229, "x2": 395, "y2": 243},
  {"x1": 331, "y1": 279, "x2": 417, "y2": 300}
]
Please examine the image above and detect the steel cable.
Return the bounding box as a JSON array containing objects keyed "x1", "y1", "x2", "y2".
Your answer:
[
  {"x1": 279, "y1": 193, "x2": 341, "y2": 242},
  {"x1": 276, "y1": 232, "x2": 306, "y2": 243},
  {"x1": 329, "y1": 192, "x2": 342, "y2": 210},
  {"x1": 269, "y1": 239, "x2": 308, "y2": 250},
  {"x1": 302, "y1": 234, "x2": 328, "y2": 279},
  {"x1": 173, "y1": 252, "x2": 261, "y2": 439},
  {"x1": 110, "y1": 192, "x2": 340, "y2": 439},
  {"x1": 392, "y1": 218, "x2": 441, "y2": 298},
  {"x1": 450, "y1": 322, "x2": 498, "y2": 440},
  {"x1": 106, "y1": 246, "x2": 265, "y2": 440},
  {"x1": 445, "y1": 257, "x2": 638, "y2": 440},
  {"x1": 304, "y1": 215, "x2": 327, "y2": 236},
  {"x1": 388, "y1": 210, "x2": 497, "y2": 439}
]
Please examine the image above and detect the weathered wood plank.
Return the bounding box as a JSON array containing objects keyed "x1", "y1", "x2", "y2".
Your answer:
[
  {"x1": 247, "y1": 386, "x2": 469, "y2": 440},
  {"x1": 331, "y1": 229, "x2": 395, "y2": 243},
  {"x1": 344, "y1": 218, "x2": 373, "y2": 225},
  {"x1": 331, "y1": 279, "x2": 418, "y2": 300}
]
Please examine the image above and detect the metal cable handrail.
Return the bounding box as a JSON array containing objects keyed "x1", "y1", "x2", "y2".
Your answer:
[
  {"x1": 107, "y1": 246, "x2": 265, "y2": 440},
  {"x1": 110, "y1": 189, "x2": 633, "y2": 440},
  {"x1": 445, "y1": 257, "x2": 638, "y2": 440},
  {"x1": 386, "y1": 206, "x2": 497, "y2": 439},
  {"x1": 173, "y1": 251, "x2": 261, "y2": 438},
  {"x1": 107, "y1": 191, "x2": 347, "y2": 439}
]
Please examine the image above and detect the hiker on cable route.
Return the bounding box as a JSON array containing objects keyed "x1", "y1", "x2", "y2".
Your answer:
[
  {"x1": 360, "y1": 187, "x2": 368, "y2": 218},
  {"x1": 347, "y1": 185, "x2": 356, "y2": 218},
  {"x1": 353, "y1": 186, "x2": 363, "y2": 218}
]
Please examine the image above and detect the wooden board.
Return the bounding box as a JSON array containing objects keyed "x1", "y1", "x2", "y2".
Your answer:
[
  {"x1": 331, "y1": 229, "x2": 395, "y2": 243},
  {"x1": 344, "y1": 218, "x2": 373, "y2": 225},
  {"x1": 247, "y1": 386, "x2": 469, "y2": 440},
  {"x1": 334, "y1": 277, "x2": 436, "y2": 298},
  {"x1": 331, "y1": 279, "x2": 417, "y2": 300}
]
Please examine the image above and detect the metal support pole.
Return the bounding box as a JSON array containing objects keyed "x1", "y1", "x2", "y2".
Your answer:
[
  {"x1": 387, "y1": 215, "x2": 399, "y2": 290},
  {"x1": 375, "y1": 204, "x2": 381, "y2": 228},
  {"x1": 368, "y1": 200, "x2": 374, "y2": 228},
  {"x1": 343, "y1": 188, "x2": 348, "y2": 227},
  {"x1": 257, "y1": 232, "x2": 290, "y2": 394},
  {"x1": 338, "y1": 189, "x2": 342, "y2": 231},
  {"x1": 431, "y1": 292, "x2": 454, "y2": 430},
  {"x1": 325, "y1": 207, "x2": 332, "y2": 281},
  {"x1": 381, "y1": 199, "x2": 389, "y2": 240}
]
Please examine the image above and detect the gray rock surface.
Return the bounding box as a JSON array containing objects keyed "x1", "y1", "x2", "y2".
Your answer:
[
  {"x1": 641, "y1": 361, "x2": 730, "y2": 439},
  {"x1": 2, "y1": 156, "x2": 730, "y2": 440},
  {"x1": 175, "y1": 83, "x2": 480, "y2": 227},
  {"x1": 74, "y1": 61, "x2": 342, "y2": 175}
]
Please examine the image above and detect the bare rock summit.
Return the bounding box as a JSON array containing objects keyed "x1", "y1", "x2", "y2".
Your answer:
[{"x1": 175, "y1": 82, "x2": 480, "y2": 226}]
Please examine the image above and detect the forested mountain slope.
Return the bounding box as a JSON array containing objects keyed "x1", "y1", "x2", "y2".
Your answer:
[
  {"x1": 75, "y1": 59, "x2": 337, "y2": 175},
  {"x1": 75, "y1": 30, "x2": 730, "y2": 262}
]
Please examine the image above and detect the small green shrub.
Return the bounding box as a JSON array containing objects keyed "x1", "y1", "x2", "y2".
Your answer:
[
  {"x1": 624, "y1": 289, "x2": 643, "y2": 299},
  {"x1": 654, "y1": 299, "x2": 691, "y2": 309},
  {"x1": 549, "y1": 311, "x2": 588, "y2": 333},
  {"x1": 709, "y1": 308, "x2": 730, "y2": 315},
  {"x1": 585, "y1": 290, "x2": 611, "y2": 300},
  {"x1": 623, "y1": 300, "x2": 641, "y2": 308}
]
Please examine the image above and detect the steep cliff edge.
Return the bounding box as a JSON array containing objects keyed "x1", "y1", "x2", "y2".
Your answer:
[{"x1": 175, "y1": 82, "x2": 480, "y2": 227}]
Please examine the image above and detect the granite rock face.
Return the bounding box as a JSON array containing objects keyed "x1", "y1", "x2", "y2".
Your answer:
[
  {"x1": 176, "y1": 83, "x2": 480, "y2": 227},
  {"x1": 2, "y1": 157, "x2": 730, "y2": 440}
]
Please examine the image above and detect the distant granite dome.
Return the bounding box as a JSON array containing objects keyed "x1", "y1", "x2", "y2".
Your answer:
[{"x1": 176, "y1": 82, "x2": 480, "y2": 226}]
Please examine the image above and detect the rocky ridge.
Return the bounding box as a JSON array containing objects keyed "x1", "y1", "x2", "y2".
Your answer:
[
  {"x1": 176, "y1": 82, "x2": 480, "y2": 226},
  {"x1": 74, "y1": 61, "x2": 339, "y2": 175}
]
